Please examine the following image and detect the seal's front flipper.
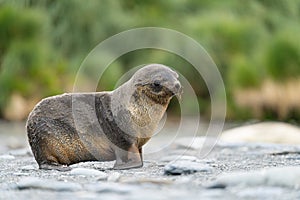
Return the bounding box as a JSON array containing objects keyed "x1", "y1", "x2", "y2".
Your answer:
[
  {"x1": 113, "y1": 144, "x2": 143, "y2": 170},
  {"x1": 113, "y1": 160, "x2": 143, "y2": 170}
]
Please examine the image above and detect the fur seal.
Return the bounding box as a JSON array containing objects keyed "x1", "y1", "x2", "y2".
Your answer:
[{"x1": 26, "y1": 64, "x2": 182, "y2": 171}]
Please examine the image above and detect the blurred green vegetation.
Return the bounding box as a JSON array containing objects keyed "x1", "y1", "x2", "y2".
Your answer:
[{"x1": 0, "y1": 0, "x2": 300, "y2": 121}]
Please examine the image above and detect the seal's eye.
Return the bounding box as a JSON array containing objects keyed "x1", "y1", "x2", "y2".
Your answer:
[
  {"x1": 151, "y1": 81, "x2": 162, "y2": 92},
  {"x1": 153, "y1": 81, "x2": 160, "y2": 87}
]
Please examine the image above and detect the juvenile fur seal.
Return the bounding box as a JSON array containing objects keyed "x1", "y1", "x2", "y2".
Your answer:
[{"x1": 26, "y1": 64, "x2": 182, "y2": 171}]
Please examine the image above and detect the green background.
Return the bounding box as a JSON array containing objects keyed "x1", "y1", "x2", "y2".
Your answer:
[{"x1": 1, "y1": 0, "x2": 300, "y2": 121}]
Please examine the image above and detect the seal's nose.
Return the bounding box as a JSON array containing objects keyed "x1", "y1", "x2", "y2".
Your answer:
[
  {"x1": 171, "y1": 81, "x2": 182, "y2": 96},
  {"x1": 175, "y1": 82, "x2": 181, "y2": 91}
]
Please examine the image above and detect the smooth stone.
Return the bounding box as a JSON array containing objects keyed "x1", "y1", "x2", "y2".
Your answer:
[
  {"x1": 266, "y1": 167, "x2": 300, "y2": 188},
  {"x1": 0, "y1": 155, "x2": 15, "y2": 160},
  {"x1": 232, "y1": 187, "x2": 285, "y2": 199},
  {"x1": 120, "y1": 177, "x2": 173, "y2": 185},
  {"x1": 160, "y1": 155, "x2": 199, "y2": 162},
  {"x1": 164, "y1": 159, "x2": 213, "y2": 175},
  {"x1": 20, "y1": 165, "x2": 36, "y2": 171},
  {"x1": 175, "y1": 176, "x2": 194, "y2": 184},
  {"x1": 221, "y1": 122, "x2": 300, "y2": 144},
  {"x1": 200, "y1": 189, "x2": 229, "y2": 199},
  {"x1": 209, "y1": 171, "x2": 265, "y2": 188},
  {"x1": 84, "y1": 182, "x2": 137, "y2": 194},
  {"x1": 17, "y1": 177, "x2": 82, "y2": 191},
  {"x1": 173, "y1": 137, "x2": 217, "y2": 150},
  {"x1": 70, "y1": 168, "x2": 108, "y2": 178},
  {"x1": 8, "y1": 148, "x2": 31, "y2": 156},
  {"x1": 107, "y1": 172, "x2": 121, "y2": 182},
  {"x1": 210, "y1": 166, "x2": 300, "y2": 188},
  {"x1": 70, "y1": 161, "x2": 113, "y2": 170}
]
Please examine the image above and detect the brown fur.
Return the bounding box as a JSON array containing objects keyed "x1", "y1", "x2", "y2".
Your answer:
[{"x1": 26, "y1": 64, "x2": 182, "y2": 170}]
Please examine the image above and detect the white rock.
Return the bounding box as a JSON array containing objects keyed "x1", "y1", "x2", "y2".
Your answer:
[
  {"x1": 214, "y1": 171, "x2": 266, "y2": 187},
  {"x1": 212, "y1": 166, "x2": 300, "y2": 188},
  {"x1": 0, "y1": 155, "x2": 15, "y2": 160},
  {"x1": 221, "y1": 122, "x2": 300, "y2": 144},
  {"x1": 9, "y1": 148, "x2": 31, "y2": 156},
  {"x1": 160, "y1": 155, "x2": 199, "y2": 162},
  {"x1": 17, "y1": 177, "x2": 82, "y2": 191},
  {"x1": 266, "y1": 167, "x2": 300, "y2": 188},
  {"x1": 85, "y1": 182, "x2": 137, "y2": 193},
  {"x1": 107, "y1": 172, "x2": 121, "y2": 182},
  {"x1": 164, "y1": 159, "x2": 213, "y2": 175},
  {"x1": 70, "y1": 168, "x2": 107, "y2": 178},
  {"x1": 174, "y1": 137, "x2": 217, "y2": 150},
  {"x1": 20, "y1": 165, "x2": 36, "y2": 170},
  {"x1": 234, "y1": 187, "x2": 285, "y2": 199}
]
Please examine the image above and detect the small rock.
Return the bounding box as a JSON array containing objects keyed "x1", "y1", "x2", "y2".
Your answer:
[
  {"x1": 70, "y1": 161, "x2": 113, "y2": 170},
  {"x1": 208, "y1": 171, "x2": 265, "y2": 188},
  {"x1": 200, "y1": 189, "x2": 228, "y2": 199},
  {"x1": 209, "y1": 166, "x2": 300, "y2": 189},
  {"x1": 17, "y1": 177, "x2": 82, "y2": 191},
  {"x1": 9, "y1": 148, "x2": 31, "y2": 156},
  {"x1": 107, "y1": 172, "x2": 121, "y2": 182},
  {"x1": 174, "y1": 137, "x2": 214, "y2": 150},
  {"x1": 164, "y1": 159, "x2": 213, "y2": 175},
  {"x1": 221, "y1": 122, "x2": 300, "y2": 144},
  {"x1": 85, "y1": 182, "x2": 137, "y2": 194},
  {"x1": 120, "y1": 177, "x2": 173, "y2": 185},
  {"x1": 160, "y1": 155, "x2": 199, "y2": 162},
  {"x1": 13, "y1": 172, "x2": 30, "y2": 176},
  {"x1": 20, "y1": 165, "x2": 36, "y2": 171},
  {"x1": 266, "y1": 167, "x2": 300, "y2": 188},
  {"x1": 0, "y1": 155, "x2": 15, "y2": 160},
  {"x1": 175, "y1": 176, "x2": 194, "y2": 184},
  {"x1": 70, "y1": 168, "x2": 108, "y2": 179},
  {"x1": 234, "y1": 187, "x2": 285, "y2": 199}
]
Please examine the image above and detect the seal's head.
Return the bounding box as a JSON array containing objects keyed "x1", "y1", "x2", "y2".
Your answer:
[{"x1": 131, "y1": 64, "x2": 182, "y2": 105}]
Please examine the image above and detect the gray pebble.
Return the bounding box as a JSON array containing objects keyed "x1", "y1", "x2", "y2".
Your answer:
[
  {"x1": 70, "y1": 168, "x2": 108, "y2": 179},
  {"x1": 232, "y1": 187, "x2": 285, "y2": 199},
  {"x1": 164, "y1": 159, "x2": 213, "y2": 175},
  {"x1": 8, "y1": 148, "x2": 31, "y2": 156},
  {"x1": 13, "y1": 172, "x2": 31, "y2": 176},
  {"x1": 20, "y1": 165, "x2": 36, "y2": 171},
  {"x1": 212, "y1": 171, "x2": 264, "y2": 187},
  {"x1": 84, "y1": 182, "x2": 137, "y2": 194},
  {"x1": 107, "y1": 172, "x2": 121, "y2": 182},
  {"x1": 174, "y1": 137, "x2": 208, "y2": 150},
  {"x1": 174, "y1": 176, "x2": 194, "y2": 184},
  {"x1": 0, "y1": 154, "x2": 15, "y2": 160},
  {"x1": 160, "y1": 155, "x2": 199, "y2": 162},
  {"x1": 120, "y1": 177, "x2": 173, "y2": 185},
  {"x1": 17, "y1": 177, "x2": 82, "y2": 191},
  {"x1": 210, "y1": 166, "x2": 300, "y2": 188}
]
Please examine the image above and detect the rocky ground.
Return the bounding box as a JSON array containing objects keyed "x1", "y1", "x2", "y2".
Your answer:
[{"x1": 1, "y1": 121, "x2": 300, "y2": 200}]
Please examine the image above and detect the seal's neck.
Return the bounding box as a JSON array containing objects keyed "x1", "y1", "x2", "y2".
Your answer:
[
  {"x1": 111, "y1": 82, "x2": 170, "y2": 137},
  {"x1": 129, "y1": 90, "x2": 169, "y2": 128}
]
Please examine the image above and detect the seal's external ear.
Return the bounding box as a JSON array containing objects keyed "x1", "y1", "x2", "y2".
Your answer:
[
  {"x1": 134, "y1": 79, "x2": 143, "y2": 87},
  {"x1": 134, "y1": 78, "x2": 151, "y2": 87},
  {"x1": 134, "y1": 82, "x2": 145, "y2": 87}
]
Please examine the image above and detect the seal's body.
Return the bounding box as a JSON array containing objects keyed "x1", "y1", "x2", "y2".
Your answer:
[{"x1": 26, "y1": 64, "x2": 182, "y2": 170}]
